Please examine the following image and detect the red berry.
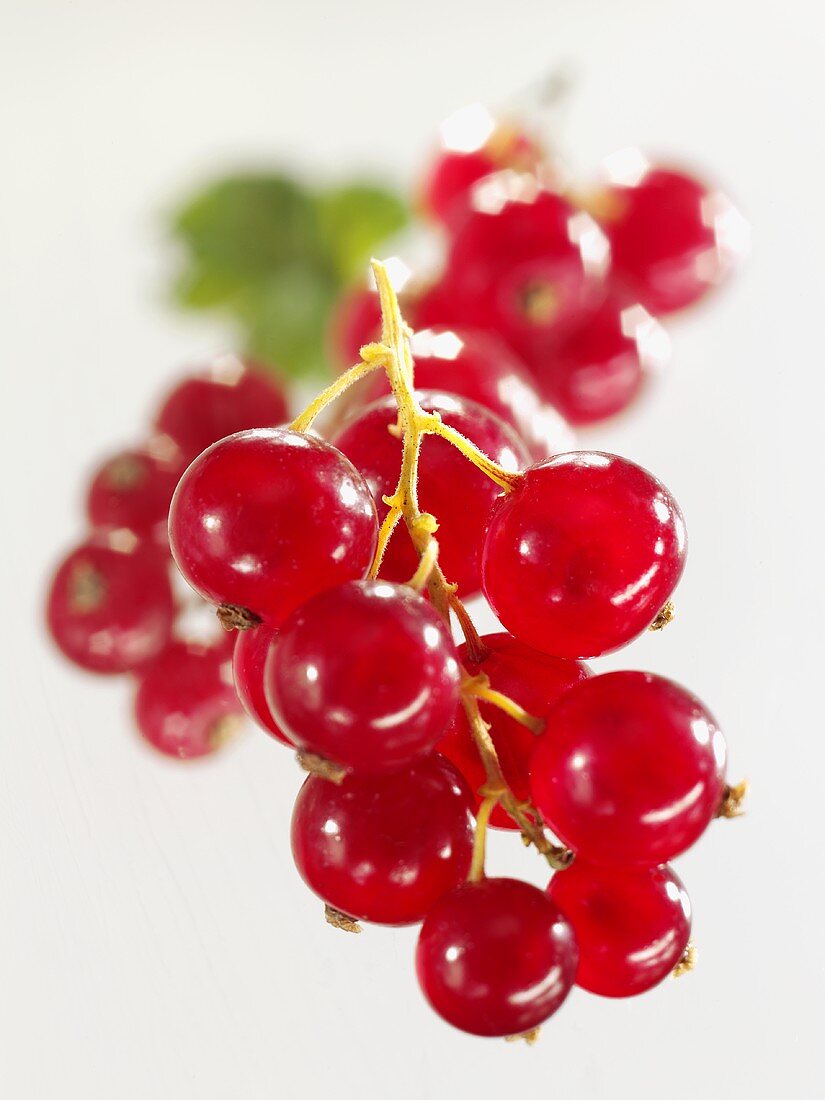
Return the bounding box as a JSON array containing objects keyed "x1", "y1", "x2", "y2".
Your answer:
[
  {"x1": 444, "y1": 176, "x2": 609, "y2": 354},
  {"x1": 482, "y1": 452, "x2": 686, "y2": 658},
  {"x1": 266, "y1": 580, "x2": 460, "y2": 770},
  {"x1": 529, "y1": 671, "x2": 727, "y2": 866},
  {"x1": 329, "y1": 285, "x2": 383, "y2": 369},
  {"x1": 438, "y1": 633, "x2": 589, "y2": 829},
  {"x1": 416, "y1": 877, "x2": 578, "y2": 1036},
  {"x1": 86, "y1": 441, "x2": 184, "y2": 540},
  {"x1": 333, "y1": 392, "x2": 529, "y2": 596},
  {"x1": 518, "y1": 295, "x2": 670, "y2": 425},
  {"x1": 232, "y1": 625, "x2": 292, "y2": 745},
  {"x1": 46, "y1": 532, "x2": 175, "y2": 674},
  {"x1": 366, "y1": 327, "x2": 574, "y2": 460},
  {"x1": 291, "y1": 755, "x2": 475, "y2": 925},
  {"x1": 168, "y1": 428, "x2": 378, "y2": 624},
  {"x1": 593, "y1": 154, "x2": 747, "y2": 314},
  {"x1": 134, "y1": 639, "x2": 242, "y2": 759},
  {"x1": 153, "y1": 355, "x2": 289, "y2": 463},
  {"x1": 547, "y1": 861, "x2": 691, "y2": 997},
  {"x1": 420, "y1": 104, "x2": 541, "y2": 227}
]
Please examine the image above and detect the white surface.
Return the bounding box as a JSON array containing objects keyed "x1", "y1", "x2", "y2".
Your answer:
[{"x1": 2, "y1": 1, "x2": 823, "y2": 1097}]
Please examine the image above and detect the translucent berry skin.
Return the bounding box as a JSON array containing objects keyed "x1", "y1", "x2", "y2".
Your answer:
[
  {"x1": 232, "y1": 625, "x2": 291, "y2": 745},
  {"x1": 482, "y1": 451, "x2": 686, "y2": 658},
  {"x1": 547, "y1": 861, "x2": 691, "y2": 998},
  {"x1": 153, "y1": 356, "x2": 289, "y2": 463},
  {"x1": 168, "y1": 428, "x2": 378, "y2": 624},
  {"x1": 266, "y1": 580, "x2": 460, "y2": 770},
  {"x1": 291, "y1": 755, "x2": 475, "y2": 925},
  {"x1": 597, "y1": 163, "x2": 745, "y2": 315},
  {"x1": 86, "y1": 445, "x2": 184, "y2": 539},
  {"x1": 416, "y1": 877, "x2": 578, "y2": 1037},
  {"x1": 134, "y1": 640, "x2": 242, "y2": 760},
  {"x1": 439, "y1": 633, "x2": 589, "y2": 829},
  {"x1": 46, "y1": 533, "x2": 175, "y2": 674},
  {"x1": 421, "y1": 127, "x2": 541, "y2": 227},
  {"x1": 444, "y1": 181, "x2": 608, "y2": 354},
  {"x1": 329, "y1": 285, "x2": 383, "y2": 369},
  {"x1": 520, "y1": 295, "x2": 669, "y2": 425},
  {"x1": 366, "y1": 327, "x2": 574, "y2": 460},
  {"x1": 333, "y1": 392, "x2": 529, "y2": 596},
  {"x1": 530, "y1": 671, "x2": 727, "y2": 866}
]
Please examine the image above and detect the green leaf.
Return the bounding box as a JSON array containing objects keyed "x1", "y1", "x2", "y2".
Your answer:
[
  {"x1": 173, "y1": 174, "x2": 327, "y2": 279},
  {"x1": 317, "y1": 183, "x2": 409, "y2": 281},
  {"x1": 235, "y1": 263, "x2": 337, "y2": 380}
]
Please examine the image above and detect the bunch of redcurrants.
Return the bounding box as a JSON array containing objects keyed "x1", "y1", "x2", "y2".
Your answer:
[
  {"x1": 333, "y1": 103, "x2": 747, "y2": 426},
  {"x1": 45, "y1": 102, "x2": 746, "y2": 1041}
]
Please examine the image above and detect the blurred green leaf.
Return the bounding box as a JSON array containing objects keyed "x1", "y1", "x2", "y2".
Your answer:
[
  {"x1": 167, "y1": 169, "x2": 408, "y2": 381},
  {"x1": 173, "y1": 174, "x2": 326, "y2": 279},
  {"x1": 317, "y1": 183, "x2": 409, "y2": 281}
]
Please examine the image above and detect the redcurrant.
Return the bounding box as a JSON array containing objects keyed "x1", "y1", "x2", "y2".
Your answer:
[
  {"x1": 46, "y1": 532, "x2": 175, "y2": 674},
  {"x1": 232, "y1": 625, "x2": 291, "y2": 745},
  {"x1": 333, "y1": 392, "x2": 529, "y2": 596},
  {"x1": 366, "y1": 327, "x2": 574, "y2": 460},
  {"x1": 443, "y1": 175, "x2": 609, "y2": 354},
  {"x1": 153, "y1": 355, "x2": 289, "y2": 462},
  {"x1": 547, "y1": 861, "x2": 691, "y2": 997},
  {"x1": 482, "y1": 451, "x2": 686, "y2": 657},
  {"x1": 439, "y1": 633, "x2": 589, "y2": 828},
  {"x1": 266, "y1": 580, "x2": 460, "y2": 770},
  {"x1": 168, "y1": 428, "x2": 378, "y2": 624},
  {"x1": 529, "y1": 671, "x2": 727, "y2": 866},
  {"x1": 86, "y1": 441, "x2": 184, "y2": 540},
  {"x1": 592, "y1": 154, "x2": 747, "y2": 314},
  {"x1": 416, "y1": 877, "x2": 578, "y2": 1036},
  {"x1": 291, "y1": 755, "x2": 475, "y2": 925},
  {"x1": 134, "y1": 639, "x2": 242, "y2": 759}
]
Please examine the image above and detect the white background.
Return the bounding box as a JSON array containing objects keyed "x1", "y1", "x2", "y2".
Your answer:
[{"x1": 2, "y1": 1, "x2": 823, "y2": 1097}]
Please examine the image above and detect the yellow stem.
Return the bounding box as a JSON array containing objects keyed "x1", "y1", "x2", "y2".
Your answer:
[
  {"x1": 425, "y1": 417, "x2": 524, "y2": 492},
  {"x1": 366, "y1": 260, "x2": 569, "y2": 866},
  {"x1": 463, "y1": 675, "x2": 546, "y2": 735},
  {"x1": 290, "y1": 354, "x2": 385, "y2": 434},
  {"x1": 408, "y1": 538, "x2": 440, "y2": 592},
  {"x1": 468, "y1": 794, "x2": 500, "y2": 882}
]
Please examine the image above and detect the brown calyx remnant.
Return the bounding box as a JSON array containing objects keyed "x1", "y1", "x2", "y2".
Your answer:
[
  {"x1": 103, "y1": 454, "x2": 146, "y2": 491},
  {"x1": 207, "y1": 714, "x2": 244, "y2": 752},
  {"x1": 217, "y1": 604, "x2": 262, "y2": 631},
  {"x1": 68, "y1": 559, "x2": 107, "y2": 613},
  {"x1": 505, "y1": 1027, "x2": 541, "y2": 1046},
  {"x1": 649, "y1": 600, "x2": 676, "y2": 631},
  {"x1": 716, "y1": 780, "x2": 748, "y2": 819},
  {"x1": 324, "y1": 905, "x2": 361, "y2": 934},
  {"x1": 672, "y1": 941, "x2": 697, "y2": 978},
  {"x1": 296, "y1": 751, "x2": 347, "y2": 785},
  {"x1": 518, "y1": 278, "x2": 559, "y2": 325}
]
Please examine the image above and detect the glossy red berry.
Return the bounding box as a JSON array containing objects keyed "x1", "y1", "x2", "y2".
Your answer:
[
  {"x1": 85, "y1": 442, "x2": 184, "y2": 540},
  {"x1": 421, "y1": 104, "x2": 542, "y2": 227},
  {"x1": 333, "y1": 392, "x2": 529, "y2": 596},
  {"x1": 547, "y1": 861, "x2": 691, "y2": 997},
  {"x1": 291, "y1": 755, "x2": 475, "y2": 925},
  {"x1": 232, "y1": 625, "x2": 291, "y2": 745},
  {"x1": 134, "y1": 639, "x2": 242, "y2": 759},
  {"x1": 416, "y1": 877, "x2": 578, "y2": 1036},
  {"x1": 482, "y1": 451, "x2": 686, "y2": 658},
  {"x1": 444, "y1": 176, "x2": 609, "y2": 354},
  {"x1": 366, "y1": 327, "x2": 574, "y2": 460},
  {"x1": 530, "y1": 671, "x2": 727, "y2": 866},
  {"x1": 46, "y1": 532, "x2": 175, "y2": 674},
  {"x1": 153, "y1": 355, "x2": 289, "y2": 462},
  {"x1": 593, "y1": 154, "x2": 747, "y2": 314},
  {"x1": 266, "y1": 580, "x2": 460, "y2": 770},
  {"x1": 518, "y1": 295, "x2": 670, "y2": 425},
  {"x1": 438, "y1": 633, "x2": 589, "y2": 829},
  {"x1": 168, "y1": 428, "x2": 378, "y2": 624}
]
